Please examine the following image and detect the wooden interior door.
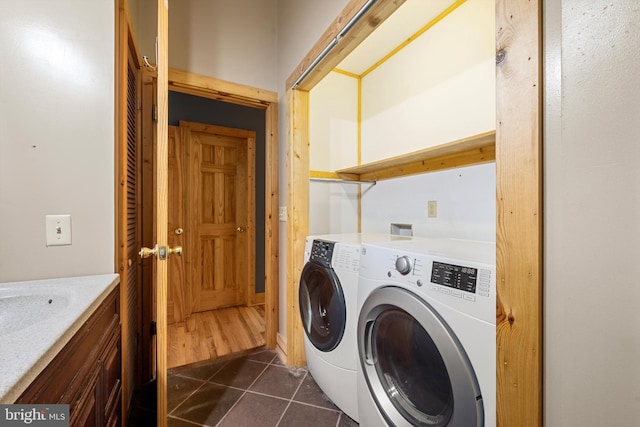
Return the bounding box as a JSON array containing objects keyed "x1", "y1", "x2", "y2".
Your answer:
[
  {"x1": 167, "y1": 126, "x2": 188, "y2": 324},
  {"x1": 181, "y1": 121, "x2": 256, "y2": 313},
  {"x1": 116, "y1": 0, "x2": 142, "y2": 417}
]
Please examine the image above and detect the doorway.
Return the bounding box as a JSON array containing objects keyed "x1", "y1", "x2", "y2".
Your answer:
[
  {"x1": 128, "y1": 67, "x2": 278, "y2": 423},
  {"x1": 141, "y1": 87, "x2": 274, "y2": 368},
  {"x1": 165, "y1": 110, "x2": 263, "y2": 368}
]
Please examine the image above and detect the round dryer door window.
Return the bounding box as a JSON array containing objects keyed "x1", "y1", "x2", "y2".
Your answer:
[
  {"x1": 358, "y1": 287, "x2": 484, "y2": 427},
  {"x1": 299, "y1": 261, "x2": 347, "y2": 352}
]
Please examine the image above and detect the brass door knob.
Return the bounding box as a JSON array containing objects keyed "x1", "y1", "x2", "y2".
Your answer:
[
  {"x1": 139, "y1": 245, "x2": 158, "y2": 259},
  {"x1": 168, "y1": 246, "x2": 183, "y2": 256}
]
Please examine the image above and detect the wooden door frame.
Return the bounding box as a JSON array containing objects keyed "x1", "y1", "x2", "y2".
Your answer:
[
  {"x1": 166, "y1": 70, "x2": 279, "y2": 353},
  {"x1": 285, "y1": 0, "x2": 542, "y2": 426},
  {"x1": 134, "y1": 69, "x2": 278, "y2": 426}
]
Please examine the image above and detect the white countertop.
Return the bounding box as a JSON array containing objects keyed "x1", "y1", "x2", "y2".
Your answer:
[{"x1": 0, "y1": 274, "x2": 120, "y2": 403}]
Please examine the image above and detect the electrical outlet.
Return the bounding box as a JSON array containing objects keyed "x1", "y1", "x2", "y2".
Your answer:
[
  {"x1": 279, "y1": 206, "x2": 287, "y2": 222},
  {"x1": 427, "y1": 201, "x2": 437, "y2": 218},
  {"x1": 46, "y1": 214, "x2": 72, "y2": 246}
]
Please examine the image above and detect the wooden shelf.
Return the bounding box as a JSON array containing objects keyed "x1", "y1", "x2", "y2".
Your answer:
[{"x1": 333, "y1": 130, "x2": 496, "y2": 182}]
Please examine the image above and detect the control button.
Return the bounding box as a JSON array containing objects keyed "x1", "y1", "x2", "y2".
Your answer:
[
  {"x1": 430, "y1": 285, "x2": 438, "y2": 292},
  {"x1": 416, "y1": 279, "x2": 424, "y2": 287},
  {"x1": 463, "y1": 294, "x2": 476, "y2": 302},
  {"x1": 478, "y1": 291, "x2": 490, "y2": 297},
  {"x1": 395, "y1": 256, "x2": 413, "y2": 275},
  {"x1": 451, "y1": 290, "x2": 463, "y2": 298},
  {"x1": 439, "y1": 288, "x2": 451, "y2": 295}
]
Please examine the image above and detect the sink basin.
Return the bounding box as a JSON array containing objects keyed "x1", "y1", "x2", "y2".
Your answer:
[{"x1": 0, "y1": 293, "x2": 70, "y2": 335}]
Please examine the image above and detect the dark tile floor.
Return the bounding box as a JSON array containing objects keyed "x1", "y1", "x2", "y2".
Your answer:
[{"x1": 128, "y1": 348, "x2": 359, "y2": 427}]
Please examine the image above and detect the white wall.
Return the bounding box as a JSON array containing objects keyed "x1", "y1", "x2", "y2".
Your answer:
[
  {"x1": 544, "y1": 0, "x2": 640, "y2": 425},
  {"x1": 309, "y1": 71, "x2": 359, "y2": 234},
  {"x1": 131, "y1": 0, "x2": 278, "y2": 92},
  {"x1": 362, "y1": 163, "x2": 495, "y2": 242},
  {"x1": 360, "y1": 0, "x2": 495, "y2": 239},
  {"x1": 276, "y1": 0, "x2": 351, "y2": 338},
  {"x1": 169, "y1": 0, "x2": 278, "y2": 91},
  {"x1": 0, "y1": 1, "x2": 115, "y2": 282},
  {"x1": 361, "y1": 0, "x2": 495, "y2": 162},
  {"x1": 306, "y1": 0, "x2": 495, "y2": 242}
]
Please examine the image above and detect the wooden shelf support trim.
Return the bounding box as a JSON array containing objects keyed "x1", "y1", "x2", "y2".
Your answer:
[
  {"x1": 169, "y1": 68, "x2": 278, "y2": 109},
  {"x1": 335, "y1": 130, "x2": 496, "y2": 182}
]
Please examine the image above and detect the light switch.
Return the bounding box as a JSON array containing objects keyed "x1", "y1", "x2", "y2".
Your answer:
[
  {"x1": 279, "y1": 206, "x2": 287, "y2": 222},
  {"x1": 46, "y1": 214, "x2": 72, "y2": 246}
]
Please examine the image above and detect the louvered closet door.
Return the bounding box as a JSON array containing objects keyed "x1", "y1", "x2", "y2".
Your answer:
[{"x1": 124, "y1": 48, "x2": 141, "y2": 410}]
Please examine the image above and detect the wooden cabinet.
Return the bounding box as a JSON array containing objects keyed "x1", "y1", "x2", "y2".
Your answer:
[{"x1": 17, "y1": 285, "x2": 121, "y2": 427}]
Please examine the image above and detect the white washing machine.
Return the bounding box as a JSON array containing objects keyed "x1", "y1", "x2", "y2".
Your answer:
[
  {"x1": 299, "y1": 233, "x2": 409, "y2": 422},
  {"x1": 356, "y1": 238, "x2": 496, "y2": 427}
]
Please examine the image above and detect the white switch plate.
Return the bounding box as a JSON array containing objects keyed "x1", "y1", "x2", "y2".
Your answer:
[
  {"x1": 46, "y1": 214, "x2": 72, "y2": 246},
  {"x1": 279, "y1": 206, "x2": 287, "y2": 222},
  {"x1": 427, "y1": 201, "x2": 437, "y2": 218}
]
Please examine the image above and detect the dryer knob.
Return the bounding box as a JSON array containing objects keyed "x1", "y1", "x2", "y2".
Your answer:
[{"x1": 395, "y1": 256, "x2": 413, "y2": 275}]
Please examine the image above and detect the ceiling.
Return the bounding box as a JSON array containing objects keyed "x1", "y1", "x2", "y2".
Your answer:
[{"x1": 336, "y1": 0, "x2": 456, "y2": 75}]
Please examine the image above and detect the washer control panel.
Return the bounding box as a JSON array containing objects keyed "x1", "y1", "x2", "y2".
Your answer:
[
  {"x1": 360, "y1": 242, "x2": 496, "y2": 323},
  {"x1": 395, "y1": 255, "x2": 413, "y2": 275},
  {"x1": 431, "y1": 261, "x2": 478, "y2": 294}
]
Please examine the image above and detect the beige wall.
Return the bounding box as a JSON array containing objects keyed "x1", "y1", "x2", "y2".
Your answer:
[
  {"x1": 544, "y1": 0, "x2": 640, "y2": 424},
  {"x1": 276, "y1": 0, "x2": 351, "y2": 338},
  {"x1": 130, "y1": 0, "x2": 278, "y2": 91},
  {"x1": 0, "y1": 1, "x2": 115, "y2": 282}
]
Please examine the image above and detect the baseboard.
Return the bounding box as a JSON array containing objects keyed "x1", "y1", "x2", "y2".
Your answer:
[{"x1": 248, "y1": 291, "x2": 265, "y2": 306}]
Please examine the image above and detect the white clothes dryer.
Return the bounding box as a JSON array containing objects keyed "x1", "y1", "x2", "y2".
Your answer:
[
  {"x1": 299, "y1": 233, "x2": 408, "y2": 422},
  {"x1": 356, "y1": 238, "x2": 496, "y2": 427}
]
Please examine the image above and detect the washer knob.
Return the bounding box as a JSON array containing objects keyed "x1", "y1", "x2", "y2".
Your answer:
[{"x1": 395, "y1": 256, "x2": 413, "y2": 275}]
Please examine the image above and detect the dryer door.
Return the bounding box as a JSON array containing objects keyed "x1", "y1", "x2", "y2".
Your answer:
[
  {"x1": 358, "y1": 286, "x2": 484, "y2": 427},
  {"x1": 299, "y1": 261, "x2": 347, "y2": 352}
]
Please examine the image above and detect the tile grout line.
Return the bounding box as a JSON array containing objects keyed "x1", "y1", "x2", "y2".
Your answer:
[
  {"x1": 169, "y1": 378, "x2": 209, "y2": 417},
  {"x1": 213, "y1": 354, "x2": 275, "y2": 427},
  {"x1": 167, "y1": 414, "x2": 202, "y2": 426},
  {"x1": 168, "y1": 358, "x2": 235, "y2": 418},
  {"x1": 274, "y1": 369, "x2": 309, "y2": 426}
]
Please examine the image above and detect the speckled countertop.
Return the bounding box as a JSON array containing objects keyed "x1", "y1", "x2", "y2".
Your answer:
[{"x1": 0, "y1": 274, "x2": 120, "y2": 403}]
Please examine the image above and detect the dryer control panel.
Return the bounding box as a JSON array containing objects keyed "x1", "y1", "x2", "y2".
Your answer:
[{"x1": 309, "y1": 239, "x2": 335, "y2": 268}]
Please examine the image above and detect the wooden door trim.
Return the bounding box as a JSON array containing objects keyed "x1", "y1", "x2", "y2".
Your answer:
[
  {"x1": 285, "y1": 0, "x2": 543, "y2": 425},
  {"x1": 495, "y1": 0, "x2": 543, "y2": 425},
  {"x1": 168, "y1": 70, "x2": 279, "y2": 351},
  {"x1": 155, "y1": 1, "x2": 169, "y2": 426},
  {"x1": 169, "y1": 68, "x2": 277, "y2": 108}
]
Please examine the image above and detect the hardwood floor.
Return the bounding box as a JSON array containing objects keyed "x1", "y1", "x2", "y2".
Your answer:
[{"x1": 167, "y1": 305, "x2": 265, "y2": 369}]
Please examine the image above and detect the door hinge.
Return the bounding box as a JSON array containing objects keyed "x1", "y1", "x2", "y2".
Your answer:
[
  {"x1": 150, "y1": 321, "x2": 157, "y2": 336},
  {"x1": 152, "y1": 104, "x2": 157, "y2": 122}
]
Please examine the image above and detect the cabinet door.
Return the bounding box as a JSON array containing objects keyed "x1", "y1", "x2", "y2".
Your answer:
[
  {"x1": 103, "y1": 330, "x2": 122, "y2": 427},
  {"x1": 71, "y1": 366, "x2": 102, "y2": 427}
]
